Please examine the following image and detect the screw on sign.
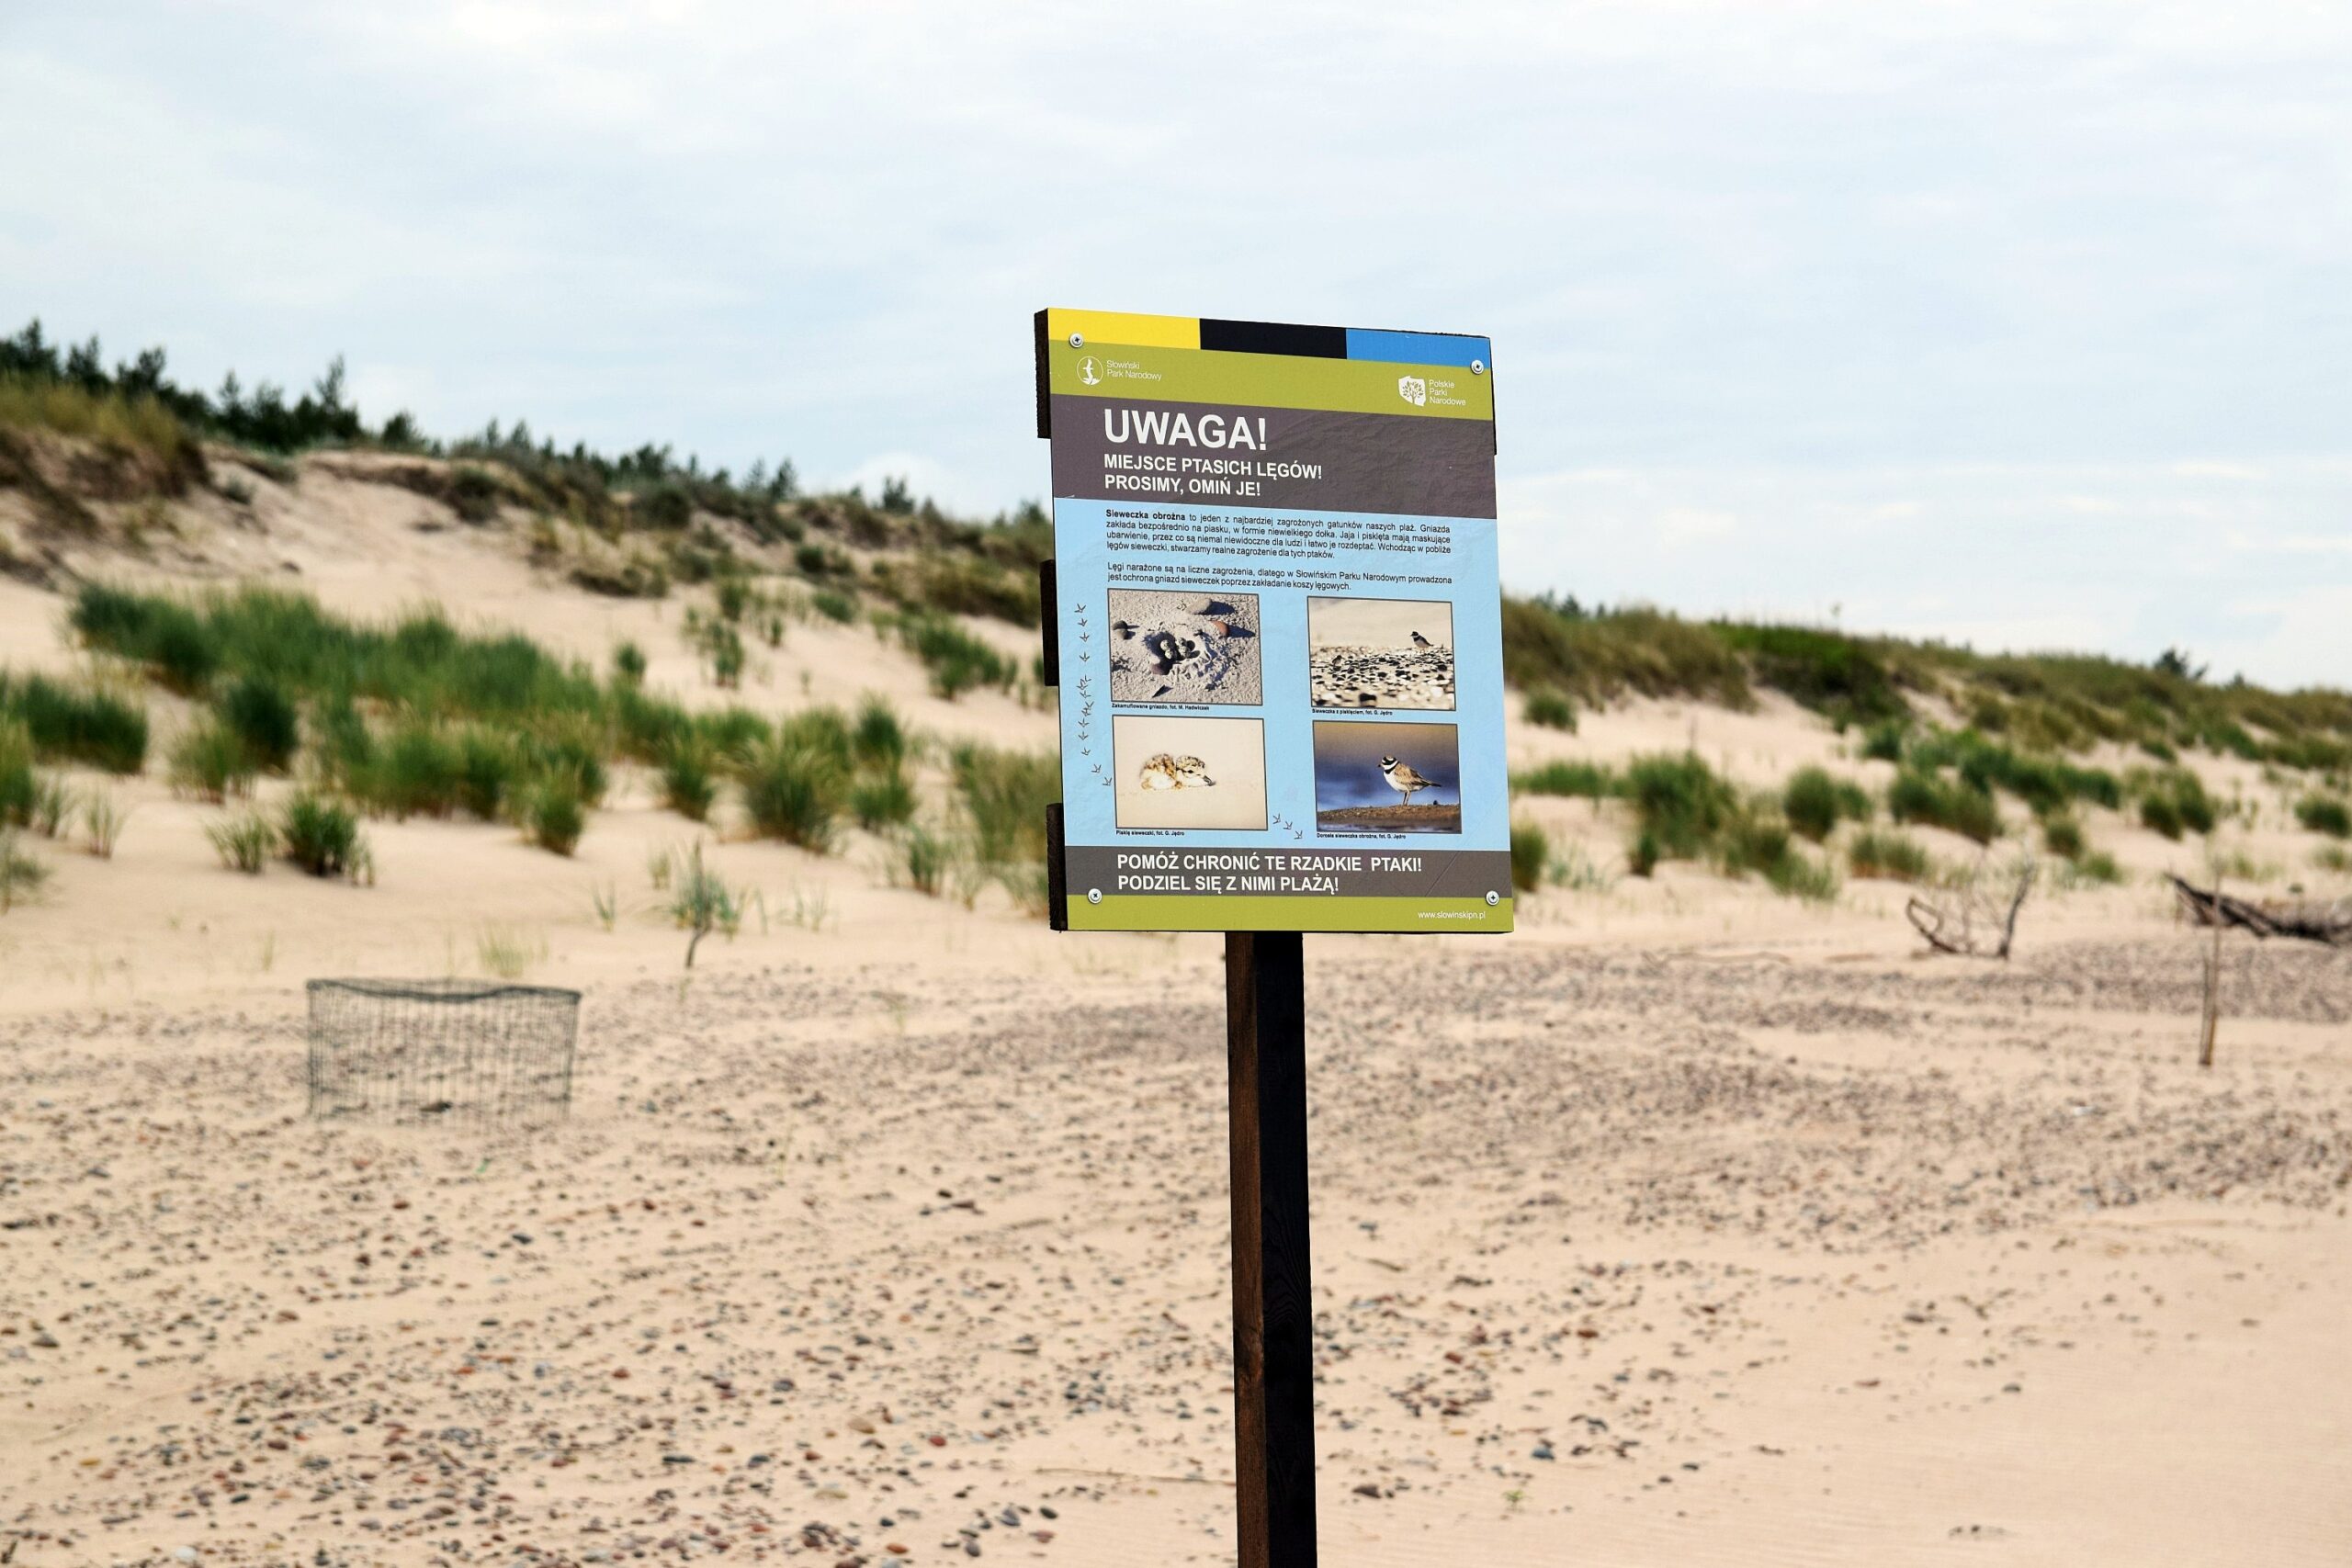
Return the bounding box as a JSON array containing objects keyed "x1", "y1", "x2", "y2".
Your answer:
[{"x1": 1034, "y1": 309, "x2": 1510, "y2": 1565}]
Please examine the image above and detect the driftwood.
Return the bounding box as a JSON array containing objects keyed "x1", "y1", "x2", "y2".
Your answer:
[
  {"x1": 2169, "y1": 875, "x2": 2352, "y2": 947},
  {"x1": 1908, "y1": 854, "x2": 2038, "y2": 960},
  {"x1": 2199, "y1": 900, "x2": 2224, "y2": 1069}
]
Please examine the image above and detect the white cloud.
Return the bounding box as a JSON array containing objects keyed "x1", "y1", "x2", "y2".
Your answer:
[
  {"x1": 1657, "y1": 507, "x2": 1738, "y2": 547},
  {"x1": 1498, "y1": 457, "x2": 2352, "y2": 675},
  {"x1": 2208, "y1": 585, "x2": 2352, "y2": 689},
  {"x1": 2, "y1": 2, "x2": 2346, "y2": 681},
  {"x1": 828, "y1": 452, "x2": 1002, "y2": 518}
]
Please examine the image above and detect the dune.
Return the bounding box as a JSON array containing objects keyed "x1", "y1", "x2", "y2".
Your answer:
[{"x1": 0, "y1": 437, "x2": 2348, "y2": 1566}]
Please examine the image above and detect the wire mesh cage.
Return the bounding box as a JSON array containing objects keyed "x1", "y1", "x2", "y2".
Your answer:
[{"x1": 307, "y1": 978, "x2": 580, "y2": 1125}]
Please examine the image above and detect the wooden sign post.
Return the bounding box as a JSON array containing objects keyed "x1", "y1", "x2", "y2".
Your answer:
[
  {"x1": 1036, "y1": 310, "x2": 1510, "y2": 1565},
  {"x1": 1225, "y1": 931, "x2": 1315, "y2": 1566}
]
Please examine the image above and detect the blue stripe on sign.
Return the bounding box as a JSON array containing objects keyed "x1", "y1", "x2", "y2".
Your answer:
[{"x1": 1345, "y1": 328, "x2": 1490, "y2": 368}]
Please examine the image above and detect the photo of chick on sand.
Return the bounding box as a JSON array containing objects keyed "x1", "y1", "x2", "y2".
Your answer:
[
  {"x1": 1313, "y1": 720, "x2": 1462, "y2": 834},
  {"x1": 1112, "y1": 715, "x2": 1267, "y2": 829},
  {"x1": 1106, "y1": 588, "x2": 1261, "y2": 705},
  {"x1": 1309, "y1": 596, "x2": 1454, "y2": 710}
]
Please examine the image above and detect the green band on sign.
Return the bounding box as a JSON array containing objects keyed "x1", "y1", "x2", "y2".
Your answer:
[
  {"x1": 1051, "y1": 341, "x2": 1492, "y2": 423},
  {"x1": 1067, "y1": 896, "x2": 1514, "y2": 933}
]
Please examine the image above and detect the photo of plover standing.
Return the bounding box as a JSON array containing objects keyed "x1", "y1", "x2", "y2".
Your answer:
[
  {"x1": 1409, "y1": 630, "x2": 1434, "y2": 649},
  {"x1": 1314, "y1": 713, "x2": 1461, "y2": 834},
  {"x1": 1380, "y1": 754, "x2": 1439, "y2": 807}
]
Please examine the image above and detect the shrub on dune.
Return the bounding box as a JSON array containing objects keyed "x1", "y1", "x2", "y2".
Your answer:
[
  {"x1": 2172, "y1": 773, "x2": 2217, "y2": 835},
  {"x1": 776, "y1": 705, "x2": 854, "y2": 773},
  {"x1": 2139, "y1": 792, "x2": 2185, "y2": 840},
  {"x1": 0, "y1": 721, "x2": 35, "y2": 826},
  {"x1": 696, "y1": 706, "x2": 773, "y2": 766},
  {"x1": 852, "y1": 694, "x2": 910, "y2": 771},
  {"x1": 1848, "y1": 829, "x2": 1932, "y2": 883},
  {"x1": 1623, "y1": 751, "x2": 1735, "y2": 860},
  {"x1": 741, "y1": 738, "x2": 845, "y2": 851},
  {"x1": 896, "y1": 822, "x2": 961, "y2": 897},
  {"x1": 2294, "y1": 794, "x2": 2349, "y2": 840},
  {"x1": 1716, "y1": 811, "x2": 1793, "y2": 878},
  {"x1": 893, "y1": 613, "x2": 1013, "y2": 700},
  {"x1": 526, "y1": 722, "x2": 611, "y2": 807},
  {"x1": 206, "y1": 808, "x2": 275, "y2": 874},
  {"x1": 168, "y1": 718, "x2": 255, "y2": 803},
  {"x1": 0, "y1": 828, "x2": 48, "y2": 911},
  {"x1": 1522, "y1": 689, "x2": 1577, "y2": 731},
  {"x1": 609, "y1": 683, "x2": 686, "y2": 762},
  {"x1": 310, "y1": 694, "x2": 375, "y2": 786},
  {"x1": 0, "y1": 672, "x2": 148, "y2": 773},
  {"x1": 1627, "y1": 829, "x2": 1661, "y2": 878},
  {"x1": 2041, "y1": 814, "x2": 2089, "y2": 863},
  {"x1": 950, "y1": 742, "x2": 1057, "y2": 868},
  {"x1": 1512, "y1": 760, "x2": 1617, "y2": 800},
  {"x1": 1944, "y1": 785, "x2": 2001, "y2": 844},
  {"x1": 1763, "y1": 846, "x2": 1840, "y2": 902},
  {"x1": 659, "y1": 737, "x2": 719, "y2": 822},
  {"x1": 1889, "y1": 768, "x2": 2000, "y2": 844},
  {"x1": 280, "y1": 793, "x2": 369, "y2": 881},
  {"x1": 455, "y1": 728, "x2": 523, "y2": 820},
  {"x1": 2054, "y1": 850, "x2": 2126, "y2": 887},
  {"x1": 361, "y1": 722, "x2": 462, "y2": 818},
  {"x1": 1886, "y1": 769, "x2": 1940, "y2": 826},
  {"x1": 1510, "y1": 820, "x2": 1550, "y2": 891},
  {"x1": 217, "y1": 673, "x2": 299, "y2": 773},
  {"x1": 526, "y1": 777, "x2": 586, "y2": 856},
  {"x1": 852, "y1": 765, "x2": 918, "y2": 831},
  {"x1": 1782, "y1": 765, "x2": 1869, "y2": 842},
  {"x1": 1859, "y1": 718, "x2": 1908, "y2": 762},
  {"x1": 2132, "y1": 766, "x2": 2214, "y2": 838}
]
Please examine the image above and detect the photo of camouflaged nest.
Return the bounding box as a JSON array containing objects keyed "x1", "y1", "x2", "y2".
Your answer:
[{"x1": 1105, "y1": 587, "x2": 1261, "y2": 705}]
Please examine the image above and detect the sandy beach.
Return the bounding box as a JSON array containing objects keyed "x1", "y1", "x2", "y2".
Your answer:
[{"x1": 4, "y1": 929, "x2": 2348, "y2": 1566}]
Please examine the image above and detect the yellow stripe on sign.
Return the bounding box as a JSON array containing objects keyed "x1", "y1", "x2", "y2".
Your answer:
[{"x1": 1046, "y1": 309, "x2": 1199, "y2": 351}]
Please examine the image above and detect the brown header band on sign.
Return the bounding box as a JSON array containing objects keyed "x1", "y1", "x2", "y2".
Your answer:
[{"x1": 1047, "y1": 396, "x2": 1497, "y2": 519}]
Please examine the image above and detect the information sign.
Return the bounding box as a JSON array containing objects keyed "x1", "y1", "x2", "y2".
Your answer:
[{"x1": 1037, "y1": 309, "x2": 1510, "y2": 933}]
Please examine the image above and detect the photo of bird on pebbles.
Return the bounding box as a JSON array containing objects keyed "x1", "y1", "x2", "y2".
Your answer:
[
  {"x1": 1105, "y1": 589, "x2": 1261, "y2": 705},
  {"x1": 1309, "y1": 596, "x2": 1456, "y2": 710}
]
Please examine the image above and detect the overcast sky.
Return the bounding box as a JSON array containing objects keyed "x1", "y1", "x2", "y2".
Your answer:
[{"x1": 5, "y1": 3, "x2": 2346, "y2": 686}]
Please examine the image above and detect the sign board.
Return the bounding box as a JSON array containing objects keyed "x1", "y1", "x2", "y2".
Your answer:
[{"x1": 1037, "y1": 309, "x2": 1511, "y2": 933}]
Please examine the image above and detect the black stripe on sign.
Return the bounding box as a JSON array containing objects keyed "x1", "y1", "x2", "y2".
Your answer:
[
  {"x1": 1198, "y1": 319, "x2": 1346, "y2": 358},
  {"x1": 1033, "y1": 309, "x2": 1053, "y2": 438}
]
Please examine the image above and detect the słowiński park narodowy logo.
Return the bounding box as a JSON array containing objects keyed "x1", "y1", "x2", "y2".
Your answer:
[{"x1": 1078, "y1": 355, "x2": 1102, "y2": 386}]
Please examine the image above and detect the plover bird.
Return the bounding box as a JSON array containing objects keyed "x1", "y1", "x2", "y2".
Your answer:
[
  {"x1": 1409, "y1": 631, "x2": 1434, "y2": 649},
  {"x1": 1137, "y1": 753, "x2": 1216, "y2": 790},
  {"x1": 1380, "y1": 755, "x2": 1438, "y2": 807}
]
